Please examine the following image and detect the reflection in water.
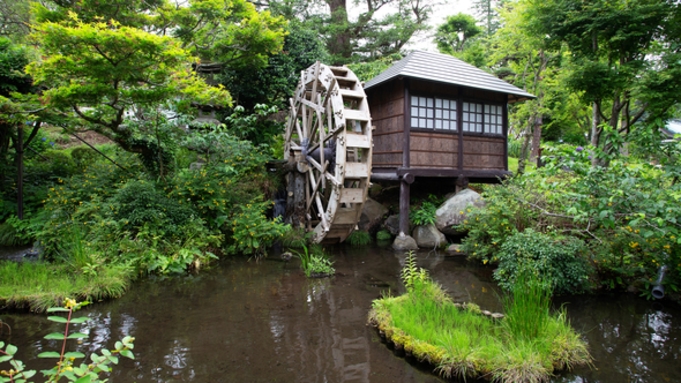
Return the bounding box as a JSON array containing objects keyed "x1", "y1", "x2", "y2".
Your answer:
[{"x1": 1, "y1": 246, "x2": 680, "y2": 383}]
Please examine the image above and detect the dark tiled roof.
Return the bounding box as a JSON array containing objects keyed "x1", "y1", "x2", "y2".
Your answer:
[{"x1": 364, "y1": 50, "x2": 535, "y2": 103}]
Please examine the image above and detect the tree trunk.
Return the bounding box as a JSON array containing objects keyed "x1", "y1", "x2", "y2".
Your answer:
[
  {"x1": 325, "y1": 0, "x2": 352, "y2": 63},
  {"x1": 591, "y1": 101, "x2": 601, "y2": 166},
  {"x1": 531, "y1": 114, "x2": 542, "y2": 166}
]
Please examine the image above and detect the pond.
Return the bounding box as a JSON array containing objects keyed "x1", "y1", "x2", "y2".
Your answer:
[{"x1": 1, "y1": 245, "x2": 680, "y2": 382}]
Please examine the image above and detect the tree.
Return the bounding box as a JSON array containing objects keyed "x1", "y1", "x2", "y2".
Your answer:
[
  {"x1": 0, "y1": 0, "x2": 32, "y2": 41},
  {"x1": 25, "y1": 15, "x2": 230, "y2": 160},
  {"x1": 269, "y1": 0, "x2": 432, "y2": 64},
  {"x1": 471, "y1": 0, "x2": 507, "y2": 36},
  {"x1": 435, "y1": 13, "x2": 482, "y2": 54},
  {"x1": 528, "y1": 0, "x2": 681, "y2": 161},
  {"x1": 218, "y1": 20, "x2": 330, "y2": 111}
]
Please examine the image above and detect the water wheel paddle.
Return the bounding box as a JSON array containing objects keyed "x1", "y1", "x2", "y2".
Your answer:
[{"x1": 284, "y1": 62, "x2": 372, "y2": 243}]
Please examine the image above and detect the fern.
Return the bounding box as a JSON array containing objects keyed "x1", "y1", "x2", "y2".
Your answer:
[{"x1": 401, "y1": 251, "x2": 426, "y2": 291}]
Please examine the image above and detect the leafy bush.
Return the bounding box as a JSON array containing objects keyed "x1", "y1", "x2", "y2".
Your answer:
[
  {"x1": 110, "y1": 179, "x2": 196, "y2": 237},
  {"x1": 227, "y1": 199, "x2": 290, "y2": 257},
  {"x1": 494, "y1": 229, "x2": 592, "y2": 295}
]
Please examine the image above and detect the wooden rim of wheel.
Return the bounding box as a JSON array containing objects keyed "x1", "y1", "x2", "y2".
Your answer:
[{"x1": 284, "y1": 62, "x2": 373, "y2": 243}]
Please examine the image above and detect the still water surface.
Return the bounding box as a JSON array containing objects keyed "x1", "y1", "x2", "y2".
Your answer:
[{"x1": 2, "y1": 245, "x2": 680, "y2": 382}]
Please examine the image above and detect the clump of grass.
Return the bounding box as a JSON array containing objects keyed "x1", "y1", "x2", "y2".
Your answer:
[
  {"x1": 0, "y1": 261, "x2": 133, "y2": 312},
  {"x1": 347, "y1": 230, "x2": 372, "y2": 246},
  {"x1": 368, "y1": 256, "x2": 592, "y2": 383},
  {"x1": 502, "y1": 270, "x2": 552, "y2": 340}
]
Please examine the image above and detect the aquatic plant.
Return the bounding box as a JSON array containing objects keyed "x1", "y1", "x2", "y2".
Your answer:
[
  {"x1": 347, "y1": 230, "x2": 371, "y2": 246},
  {"x1": 0, "y1": 299, "x2": 134, "y2": 383},
  {"x1": 293, "y1": 244, "x2": 335, "y2": 278},
  {"x1": 368, "y1": 254, "x2": 592, "y2": 383}
]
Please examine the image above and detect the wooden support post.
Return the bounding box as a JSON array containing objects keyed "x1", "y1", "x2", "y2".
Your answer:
[{"x1": 399, "y1": 178, "x2": 410, "y2": 236}]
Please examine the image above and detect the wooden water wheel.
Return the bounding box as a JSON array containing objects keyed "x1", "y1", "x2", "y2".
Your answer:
[{"x1": 284, "y1": 62, "x2": 372, "y2": 243}]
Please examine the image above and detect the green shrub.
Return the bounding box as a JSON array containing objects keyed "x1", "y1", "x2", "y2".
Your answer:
[
  {"x1": 227, "y1": 199, "x2": 290, "y2": 257},
  {"x1": 494, "y1": 229, "x2": 592, "y2": 295},
  {"x1": 110, "y1": 179, "x2": 196, "y2": 237}
]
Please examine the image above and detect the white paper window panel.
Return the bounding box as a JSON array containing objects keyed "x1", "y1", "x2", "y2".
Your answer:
[
  {"x1": 463, "y1": 122, "x2": 470, "y2": 131},
  {"x1": 463, "y1": 102, "x2": 469, "y2": 112},
  {"x1": 436, "y1": 109, "x2": 442, "y2": 118},
  {"x1": 443, "y1": 121, "x2": 451, "y2": 130},
  {"x1": 435, "y1": 120, "x2": 442, "y2": 129},
  {"x1": 463, "y1": 112, "x2": 469, "y2": 121},
  {"x1": 443, "y1": 110, "x2": 449, "y2": 119},
  {"x1": 444, "y1": 100, "x2": 450, "y2": 109},
  {"x1": 476, "y1": 114, "x2": 482, "y2": 122},
  {"x1": 476, "y1": 104, "x2": 482, "y2": 113},
  {"x1": 426, "y1": 109, "x2": 433, "y2": 118},
  {"x1": 419, "y1": 108, "x2": 426, "y2": 117},
  {"x1": 426, "y1": 98, "x2": 433, "y2": 107},
  {"x1": 477, "y1": 123, "x2": 483, "y2": 132},
  {"x1": 411, "y1": 117, "x2": 418, "y2": 127},
  {"x1": 426, "y1": 119, "x2": 433, "y2": 128},
  {"x1": 484, "y1": 105, "x2": 490, "y2": 113},
  {"x1": 418, "y1": 97, "x2": 426, "y2": 106},
  {"x1": 420, "y1": 118, "x2": 428, "y2": 127},
  {"x1": 411, "y1": 107, "x2": 418, "y2": 116},
  {"x1": 411, "y1": 96, "x2": 418, "y2": 106}
]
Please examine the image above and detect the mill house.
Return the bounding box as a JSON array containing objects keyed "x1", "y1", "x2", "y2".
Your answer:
[{"x1": 364, "y1": 50, "x2": 535, "y2": 236}]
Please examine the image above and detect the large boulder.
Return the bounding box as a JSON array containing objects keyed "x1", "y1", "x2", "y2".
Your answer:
[
  {"x1": 435, "y1": 188, "x2": 484, "y2": 235},
  {"x1": 359, "y1": 198, "x2": 389, "y2": 233},
  {"x1": 392, "y1": 233, "x2": 418, "y2": 251},
  {"x1": 412, "y1": 224, "x2": 446, "y2": 248}
]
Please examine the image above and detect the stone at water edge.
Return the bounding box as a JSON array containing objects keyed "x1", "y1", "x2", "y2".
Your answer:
[
  {"x1": 392, "y1": 233, "x2": 418, "y2": 251},
  {"x1": 412, "y1": 224, "x2": 446, "y2": 248},
  {"x1": 359, "y1": 198, "x2": 389, "y2": 233},
  {"x1": 446, "y1": 244, "x2": 465, "y2": 255},
  {"x1": 435, "y1": 188, "x2": 485, "y2": 236}
]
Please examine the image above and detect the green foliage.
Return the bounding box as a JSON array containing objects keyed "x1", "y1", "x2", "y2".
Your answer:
[
  {"x1": 376, "y1": 229, "x2": 392, "y2": 241},
  {"x1": 0, "y1": 261, "x2": 132, "y2": 312},
  {"x1": 218, "y1": 20, "x2": 329, "y2": 111},
  {"x1": 227, "y1": 199, "x2": 290, "y2": 257},
  {"x1": 370, "y1": 263, "x2": 592, "y2": 382},
  {"x1": 495, "y1": 229, "x2": 592, "y2": 295},
  {"x1": 347, "y1": 230, "x2": 371, "y2": 246},
  {"x1": 435, "y1": 13, "x2": 483, "y2": 54},
  {"x1": 501, "y1": 271, "x2": 552, "y2": 340},
  {"x1": 0, "y1": 299, "x2": 134, "y2": 383},
  {"x1": 111, "y1": 179, "x2": 195, "y2": 237},
  {"x1": 400, "y1": 251, "x2": 428, "y2": 291},
  {"x1": 463, "y1": 142, "x2": 681, "y2": 294},
  {"x1": 409, "y1": 199, "x2": 438, "y2": 227},
  {"x1": 293, "y1": 244, "x2": 335, "y2": 278},
  {"x1": 222, "y1": 104, "x2": 283, "y2": 148}
]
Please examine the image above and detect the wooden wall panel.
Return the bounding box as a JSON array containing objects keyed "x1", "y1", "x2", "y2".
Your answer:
[
  {"x1": 462, "y1": 136, "x2": 506, "y2": 170},
  {"x1": 409, "y1": 132, "x2": 458, "y2": 168},
  {"x1": 367, "y1": 79, "x2": 405, "y2": 170}
]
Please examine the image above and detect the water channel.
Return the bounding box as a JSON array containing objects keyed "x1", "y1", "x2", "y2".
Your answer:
[{"x1": 1, "y1": 245, "x2": 680, "y2": 382}]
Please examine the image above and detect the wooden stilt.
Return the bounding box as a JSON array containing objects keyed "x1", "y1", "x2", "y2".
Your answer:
[{"x1": 399, "y1": 179, "x2": 410, "y2": 236}]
